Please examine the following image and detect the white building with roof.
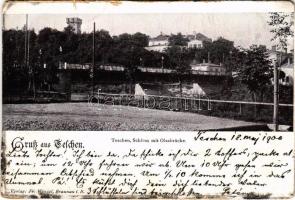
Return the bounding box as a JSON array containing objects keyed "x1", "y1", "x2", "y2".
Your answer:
[
  {"x1": 268, "y1": 45, "x2": 290, "y2": 64},
  {"x1": 145, "y1": 32, "x2": 212, "y2": 52},
  {"x1": 280, "y1": 58, "x2": 293, "y2": 86},
  {"x1": 186, "y1": 32, "x2": 212, "y2": 49},
  {"x1": 187, "y1": 40, "x2": 203, "y2": 49},
  {"x1": 268, "y1": 46, "x2": 293, "y2": 86},
  {"x1": 145, "y1": 33, "x2": 170, "y2": 52}
]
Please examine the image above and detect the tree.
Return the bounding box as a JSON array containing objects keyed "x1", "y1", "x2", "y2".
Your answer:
[
  {"x1": 236, "y1": 45, "x2": 273, "y2": 102},
  {"x1": 3, "y1": 30, "x2": 26, "y2": 69},
  {"x1": 166, "y1": 46, "x2": 191, "y2": 96},
  {"x1": 268, "y1": 12, "x2": 294, "y2": 130},
  {"x1": 168, "y1": 33, "x2": 189, "y2": 46},
  {"x1": 223, "y1": 46, "x2": 245, "y2": 71},
  {"x1": 75, "y1": 33, "x2": 92, "y2": 64},
  {"x1": 210, "y1": 37, "x2": 234, "y2": 64},
  {"x1": 111, "y1": 32, "x2": 149, "y2": 66},
  {"x1": 93, "y1": 29, "x2": 113, "y2": 64},
  {"x1": 62, "y1": 27, "x2": 79, "y2": 63},
  {"x1": 132, "y1": 32, "x2": 149, "y2": 47},
  {"x1": 195, "y1": 37, "x2": 234, "y2": 64},
  {"x1": 109, "y1": 33, "x2": 150, "y2": 92},
  {"x1": 37, "y1": 28, "x2": 63, "y2": 88},
  {"x1": 3, "y1": 29, "x2": 38, "y2": 95},
  {"x1": 268, "y1": 12, "x2": 294, "y2": 49}
]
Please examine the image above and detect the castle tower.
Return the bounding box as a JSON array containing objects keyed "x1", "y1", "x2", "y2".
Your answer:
[{"x1": 66, "y1": 17, "x2": 82, "y2": 34}]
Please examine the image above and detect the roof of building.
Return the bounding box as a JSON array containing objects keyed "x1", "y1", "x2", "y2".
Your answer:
[
  {"x1": 186, "y1": 34, "x2": 195, "y2": 40},
  {"x1": 149, "y1": 32, "x2": 212, "y2": 43},
  {"x1": 195, "y1": 33, "x2": 212, "y2": 42},
  {"x1": 281, "y1": 62, "x2": 293, "y2": 69},
  {"x1": 149, "y1": 34, "x2": 169, "y2": 42},
  {"x1": 186, "y1": 33, "x2": 212, "y2": 42},
  {"x1": 268, "y1": 49, "x2": 287, "y2": 55}
]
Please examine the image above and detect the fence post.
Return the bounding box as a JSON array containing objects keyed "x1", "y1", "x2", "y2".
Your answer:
[
  {"x1": 97, "y1": 89, "x2": 101, "y2": 104},
  {"x1": 184, "y1": 98, "x2": 188, "y2": 111},
  {"x1": 207, "y1": 98, "x2": 211, "y2": 111},
  {"x1": 142, "y1": 95, "x2": 145, "y2": 108},
  {"x1": 254, "y1": 103, "x2": 257, "y2": 119},
  {"x1": 198, "y1": 96, "x2": 202, "y2": 111},
  {"x1": 239, "y1": 103, "x2": 242, "y2": 115}
]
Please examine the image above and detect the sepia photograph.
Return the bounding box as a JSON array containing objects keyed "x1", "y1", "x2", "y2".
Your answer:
[
  {"x1": 1, "y1": 2, "x2": 295, "y2": 199},
  {"x1": 2, "y1": 3, "x2": 294, "y2": 131}
]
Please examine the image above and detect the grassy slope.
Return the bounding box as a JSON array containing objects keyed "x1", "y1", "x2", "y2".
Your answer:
[{"x1": 3, "y1": 103, "x2": 261, "y2": 131}]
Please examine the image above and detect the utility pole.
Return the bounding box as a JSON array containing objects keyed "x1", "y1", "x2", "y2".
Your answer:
[
  {"x1": 229, "y1": 50, "x2": 232, "y2": 76},
  {"x1": 27, "y1": 26, "x2": 30, "y2": 69},
  {"x1": 92, "y1": 22, "x2": 95, "y2": 97},
  {"x1": 26, "y1": 15, "x2": 35, "y2": 99},
  {"x1": 2, "y1": 13, "x2": 5, "y2": 31},
  {"x1": 273, "y1": 52, "x2": 279, "y2": 131},
  {"x1": 24, "y1": 14, "x2": 27, "y2": 68},
  {"x1": 161, "y1": 56, "x2": 164, "y2": 73},
  {"x1": 25, "y1": 14, "x2": 35, "y2": 98}
]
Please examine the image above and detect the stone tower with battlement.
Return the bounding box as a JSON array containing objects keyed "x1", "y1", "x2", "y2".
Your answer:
[{"x1": 66, "y1": 17, "x2": 82, "y2": 34}]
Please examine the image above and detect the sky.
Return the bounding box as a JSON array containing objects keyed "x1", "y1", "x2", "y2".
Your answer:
[{"x1": 4, "y1": 13, "x2": 294, "y2": 50}]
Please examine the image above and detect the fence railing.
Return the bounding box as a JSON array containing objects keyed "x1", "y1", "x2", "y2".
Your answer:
[
  {"x1": 90, "y1": 92, "x2": 293, "y2": 125},
  {"x1": 96, "y1": 92, "x2": 293, "y2": 106}
]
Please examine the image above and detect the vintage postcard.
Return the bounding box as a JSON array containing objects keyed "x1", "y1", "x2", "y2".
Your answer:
[{"x1": 1, "y1": 1, "x2": 294, "y2": 199}]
